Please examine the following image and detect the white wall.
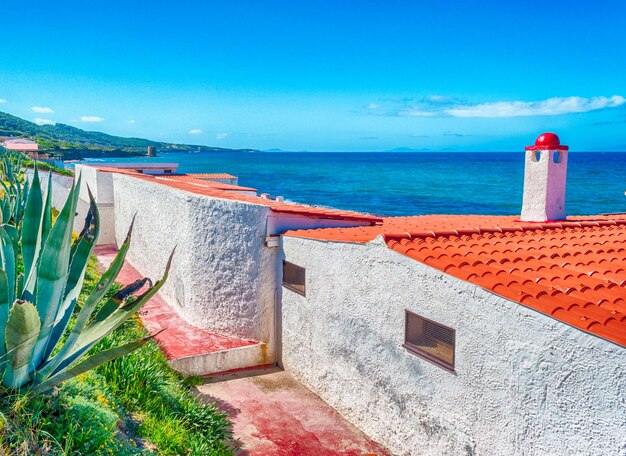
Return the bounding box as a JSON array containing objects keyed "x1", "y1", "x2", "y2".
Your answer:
[
  {"x1": 74, "y1": 164, "x2": 116, "y2": 244},
  {"x1": 112, "y1": 173, "x2": 278, "y2": 350},
  {"x1": 25, "y1": 169, "x2": 91, "y2": 233},
  {"x1": 280, "y1": 236, "x2": 626, "y2": 456}
]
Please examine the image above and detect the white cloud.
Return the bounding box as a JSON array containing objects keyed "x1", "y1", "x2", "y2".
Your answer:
[
  {"x1": 367, "y1": 103, "x2": 380, "y2": 109},
  {"x1": 0, "y1": 98, "x2": 7, "y2": 104},
  {"x1": 215, "y1": 132, "x2": 228, "y2": 140},
  {"x1": 446, "y1": 96, "x2": 626, "y2": 118},
  {"x1": 387, "y1": 95, "x2": 625, "y2": 118},
  {"x1": 80, "y1": 115, "x2": 105, "y2": 122},
  {"x1": 128, "y1": 119, "x2": 136, "y2": 124},
  {"x1": 33, "y1": 118, "x2": 55, "y2": 126},
  {"x1": 398, "y1": 108, "x2": 437, "y2": 117},
  {"x1": 31, "y1": 106, "x2": 54, "y2": 114},
  {"x1": 188, "y1": 129, "x2": 202, "y2": 134},
  {"x1": 425, "y1": 95, "x2": 452, "y2": 103}
]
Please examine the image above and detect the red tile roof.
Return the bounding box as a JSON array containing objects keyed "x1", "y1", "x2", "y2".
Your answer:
[
  {"x1": 165, "y1": 173, "x2": 238, "y2": 180},
  {"x1": 94, "y1": 166, "x2": 381, "y2": 223},
  {"x1": 286, "y1": 215, "x2": 626, "y2": 347},
  {"x1": 153, "y1": 175, "x2": 256, "y2": 192}
]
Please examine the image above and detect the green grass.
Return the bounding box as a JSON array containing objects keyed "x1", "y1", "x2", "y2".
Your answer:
[{"x1": 0, "y1": 257, "x2": 233, "y2": 455}]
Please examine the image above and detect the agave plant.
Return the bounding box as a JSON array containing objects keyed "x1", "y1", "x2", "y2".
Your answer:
[
  {"x1": 0, "y1": 165, "x2": 172, "y2": 394},
  {"x1": 0, "y1": 153, "x2": 29, "y2": 228}
]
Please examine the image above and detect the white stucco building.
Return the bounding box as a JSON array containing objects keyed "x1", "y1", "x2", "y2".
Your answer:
[{"x1": 55, "y1": 133, "x2": 625, "y2": 455}]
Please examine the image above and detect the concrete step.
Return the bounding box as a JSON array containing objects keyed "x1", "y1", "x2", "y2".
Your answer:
[{"x1": 94, "y1": 245, "x2": 271, "y2": 376}]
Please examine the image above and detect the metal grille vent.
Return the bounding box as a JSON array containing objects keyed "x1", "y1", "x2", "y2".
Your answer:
[
  {"x1": 282, "y1": 260, "x2": 306, "y2": 296},
  {"x1": 404, "y1": 310, "x2": 455, "y2": 372}
]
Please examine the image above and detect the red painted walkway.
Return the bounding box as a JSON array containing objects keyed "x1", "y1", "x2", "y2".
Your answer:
[
  {"x1": 197, "y1": 368, "x2": 390, "y2": 456},
  {"x1": 94, "y1": 245, "x2": 259, "y2": 360},
  {"x1": 96, "y1": 246, "x2": 389, "y2": 455}
]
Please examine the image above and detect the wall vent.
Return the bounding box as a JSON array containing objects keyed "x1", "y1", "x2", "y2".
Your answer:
[
  {"x1": 404, "y1": 310, "x2": 455, "y2": 372},
  {"x1": 282, "y1": 260, "x2": 306, "y2": 296}
]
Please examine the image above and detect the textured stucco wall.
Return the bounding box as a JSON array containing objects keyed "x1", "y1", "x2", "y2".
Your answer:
[
  {"x1": 281, "y1": 236, "x2": 626, "y2": 456},
  {"x1": 521, "y1": 149, "x2": 568, "y2": 222},
  {"x1": 112, "y1": 173, "x2": 278, "y2": 346}
]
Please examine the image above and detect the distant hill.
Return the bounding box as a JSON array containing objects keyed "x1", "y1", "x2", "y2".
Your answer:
[{"x1": 0, "y1": 111, "x2": 257, "y2": 159}]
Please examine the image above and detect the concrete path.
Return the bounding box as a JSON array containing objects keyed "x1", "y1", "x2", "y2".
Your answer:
[{"x1": 196, "y1": 368, "x2": 390, "y2": 456}]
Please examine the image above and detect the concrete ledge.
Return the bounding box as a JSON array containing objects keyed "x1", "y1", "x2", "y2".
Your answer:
[{"x1": 168, "y1": 342, "x2": 270, "y2": 377}]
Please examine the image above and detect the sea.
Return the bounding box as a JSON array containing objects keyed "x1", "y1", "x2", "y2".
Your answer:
[{"x1": 86, "y1": 151, "x2": 626, "y2": 217}]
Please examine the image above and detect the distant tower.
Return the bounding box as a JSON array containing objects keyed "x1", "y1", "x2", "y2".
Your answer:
[
  {"x1": 520, "y1": 132, "x2": 569, "y2": 222},
  {"x1": 147, "y1": 146, "x2": 157, "y2": 157}
]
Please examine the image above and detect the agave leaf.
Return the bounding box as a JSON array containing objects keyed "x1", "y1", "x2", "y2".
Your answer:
[
  {"x1": 0, "y1": 226, "x2": 16, "y2": 306},
  {"x1": 30, "y1": 177, "x2": 80, "y2": 371},
  {"x1": 16, "y1": 273, "x2": 24, "y2": 301},
  {"x1": 50, "y1": 249, "x2": 173, "y2": 378},
  {"x1": 21, "y1": 167, "x2": 43, "y2": 285},
  {"x1": 0, "y1": 180, "x2": 10, "y2": 200},
  {"x1": 31, "y1": 334, "x2": 154, "y2": 395},
  {"x1": 0, "y1": 271, "x2": 10, "y2": 370},
  {"x1": 0, "y1": 199, "x2": 6, "y2": 225},
  {"x1": 2, "y1": 224, "x2": 19, "y2": 261},
  {"x1": 3, "y1": 301, "x2": 41, "y2": 389},
  {"x1": 18, "y1": 177, "x2": 29, "y2": 223},
  {"x1": 4, "y1": 161, "x2": 12, "y2": 181},
  {"x1": 93, "y1": 278, "x2": 149, "y2": 323},
  {"x1": 68, "y1": 186, "x2": 96, "y2": 264},
  {"x1": 35, "y1": 219, "x2": 134, "y2": 381},
  {"x1": 42, "y1": 172, "x2": 52, "y2": 244},
  {"x1": 42, "y1": 191, "x2": 99, "y2": 361}
]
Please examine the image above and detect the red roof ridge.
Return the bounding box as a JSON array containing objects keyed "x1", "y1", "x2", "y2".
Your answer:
[
  {"x1": 167, "y1": 172, "x2": 238, "y2": 179},
  {"x1": 382, "y1": 218, "x2": 626, "y2": 243}
]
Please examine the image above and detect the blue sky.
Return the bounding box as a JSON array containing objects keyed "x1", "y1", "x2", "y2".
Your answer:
[{"x1": 1, "y1": 0, "x2": 625, "y2": 151}]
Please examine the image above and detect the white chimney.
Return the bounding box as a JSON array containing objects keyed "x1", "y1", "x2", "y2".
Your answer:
[{"x1": 521, "y1": 132, "x2": 569, "y2": 222}]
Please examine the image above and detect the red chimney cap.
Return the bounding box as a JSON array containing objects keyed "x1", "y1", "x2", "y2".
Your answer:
[{"x1": 525, "y1": 132, "x2": 569, "y2": 151}]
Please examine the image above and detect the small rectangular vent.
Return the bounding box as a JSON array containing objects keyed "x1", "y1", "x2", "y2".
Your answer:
[
  {"x1": 404, "y1": 310, "x2": 455, "y2": 371},
  {"x1": 283, "y1": 260, "x2": 306, "y2": 296}
]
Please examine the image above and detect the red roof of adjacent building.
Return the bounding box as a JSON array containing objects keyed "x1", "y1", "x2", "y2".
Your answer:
[
  {"x1": 94, "y1": 166, "x2": 381, "y2": 224},
  {"x1": 286, "y1": 215, "x2": 626, "y2": 347},
  {"x1": 165, "y1": 173, "x2": 238, "y2": 180},
  {"x1": 152, "y1": 174, "x2": 256, "y2": 192}
]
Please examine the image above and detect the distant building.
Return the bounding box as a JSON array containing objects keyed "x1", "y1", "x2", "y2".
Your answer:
[
  {"x1": 2, "y1": 138, "x2": 38, "y2": 152},
  {"x1": 1, "y1": 138, "x2": 44, "y2": 160},
  {"x1": 147, "y1": 146, "x2": 157, "y2": 157}
]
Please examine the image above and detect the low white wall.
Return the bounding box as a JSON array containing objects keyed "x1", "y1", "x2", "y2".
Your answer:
[
  {"x1": 112, "y1": 173, "x2": 278, "y2": 348},
  {"x1": 25, "y1": 169, "x2": 91, "y2": 233},
  {"x1": 280, "y1": 236, "x2": 626, "y2": 456},
  {"x1": 74, "y1": 165, "x2": 116, "y2": 244}
]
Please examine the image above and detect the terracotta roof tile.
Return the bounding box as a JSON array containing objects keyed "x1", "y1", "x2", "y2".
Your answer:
[
  {"x1": 286, "y1": 214, "x2": 626, "y2": 347},
  {"x1": 165, "y1": 173, "x2": 238, "y2": 180}
]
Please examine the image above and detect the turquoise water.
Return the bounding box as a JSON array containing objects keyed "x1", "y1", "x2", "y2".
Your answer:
[{"x1": 87, "y1": 152, "x2": 626, "y2": 217}]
